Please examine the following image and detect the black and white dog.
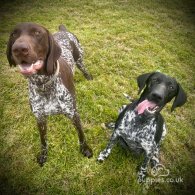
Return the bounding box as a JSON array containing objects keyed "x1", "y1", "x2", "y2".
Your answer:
[{"x1": 97, "y1": 72, "x2": 187, "y2": 181}]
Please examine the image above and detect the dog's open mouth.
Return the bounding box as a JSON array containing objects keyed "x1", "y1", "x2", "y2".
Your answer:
[
  {"x1": 18, "y1": 60, "x2": 44, "y2": 75},
  {"x1": 136, "y1": 99, "x2": 159, "y2": 115}
]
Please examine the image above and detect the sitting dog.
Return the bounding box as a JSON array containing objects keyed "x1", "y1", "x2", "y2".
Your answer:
[
  {"x1": 97, "y1": 72, "x2": 187, "y2": 181},
  {"x1": 6, "y1": 22, "x2": 93, "y2": 166}
]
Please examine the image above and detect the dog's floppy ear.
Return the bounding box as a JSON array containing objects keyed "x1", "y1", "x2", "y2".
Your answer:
[
  {"x1": 46, "y1": 32, "x2": 61, "y2": 74},
  {"x1": 137, "y1": 72, "x2": 155, "y2": 94},
  {"x1": 6, "y1": 35, "x2": 16, "y2": 66},
  {"x1": 171, "y1": 83, "x2": 187, "y2": 112}
]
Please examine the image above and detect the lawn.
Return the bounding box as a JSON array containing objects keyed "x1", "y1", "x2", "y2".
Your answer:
[{"x1": 0, "y1": 0, "x2": 195, "y2": 194}]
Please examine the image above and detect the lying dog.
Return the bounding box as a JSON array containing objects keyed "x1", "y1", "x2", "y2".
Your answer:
[
  {"x1": 7, "y1": 22, "x2": 93, "y2": 166},
  {"x1": 98, "y1": 72, "x2": 187, "y2": 181}
]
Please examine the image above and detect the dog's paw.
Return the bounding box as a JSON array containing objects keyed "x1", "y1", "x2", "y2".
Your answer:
[
  {"x1": 137, "y1": 170, "x2": 147, "y2": 183},
  {"x1": 97, "y1": 157, "x2": 104, "y2": 163},
  {"x1": 137, "y1": 175, "x2": 146, "y2": 183},
  {"x1": 80, "y1": 144, "x2": 93, "y2": 158},
  {"x1": 37, "y1": 153, "x2": 47, "y2": 167},
  {"x1": 97, "y1": 152, "x2": 106, "y2": 162},
  {"x1": 84, "y1": 73, "x2": 93, "y2": 80},
  {"x1": 105, "y1": 122, "x2": 115, "y2": 130}
]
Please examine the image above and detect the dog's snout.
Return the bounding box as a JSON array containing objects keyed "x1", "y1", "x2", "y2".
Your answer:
[
  {"x1": 151, "y1": 92, "x2": 163, "y2": 102},
  {"x1": 12, "y1": 42, "x2": 29, "y2": 56}
]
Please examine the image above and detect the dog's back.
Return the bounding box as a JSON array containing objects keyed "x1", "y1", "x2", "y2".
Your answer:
[{"x1": 53, "y1": 25, "x2": 83, "y2": 72}]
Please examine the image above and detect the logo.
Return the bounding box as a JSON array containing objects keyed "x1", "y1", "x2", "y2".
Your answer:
[
  {"x1": 138, "y1": 164, "x2": 184, "y2": 184},
  {"x1": 151, "y1": 164, "x2": 170, "y2": 177}
]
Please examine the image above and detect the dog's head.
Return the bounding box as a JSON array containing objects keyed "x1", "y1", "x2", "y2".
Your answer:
[
  {"x1": 6, "y1": 22, "x2": 61, "y2": 76},
  {"x1": 136, "y1": 72, "x2": 187, "y2": 115}
]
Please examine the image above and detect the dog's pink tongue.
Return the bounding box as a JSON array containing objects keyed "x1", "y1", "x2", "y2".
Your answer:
[{"x1": 136, "y1": 100, "x2": 156, "y2": 115}]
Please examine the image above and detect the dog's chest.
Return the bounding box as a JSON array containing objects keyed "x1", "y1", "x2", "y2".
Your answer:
[
  {"x1": 28, "y1": 75, "x2": 74, "y2": 118},
  {"x1": 117, "y1": 110, "x2": 157, "y2": 151}
]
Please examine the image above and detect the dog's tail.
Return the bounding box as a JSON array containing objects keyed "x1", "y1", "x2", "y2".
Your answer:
[{"x1": 59, "y1": 24, "x2": 68, "y2": 32}]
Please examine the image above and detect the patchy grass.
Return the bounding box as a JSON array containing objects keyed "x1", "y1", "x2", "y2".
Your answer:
[{"x1": 0, "y1": 0, "x2": 195, "y2": 194}]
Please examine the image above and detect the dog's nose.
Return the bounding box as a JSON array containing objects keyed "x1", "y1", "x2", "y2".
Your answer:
[
  {"x1": 12, "y1": 42, "x2": 29, "y2": 56},
  {"x1": 151, "y1": 92, "x2": 163, "y2": 102}
]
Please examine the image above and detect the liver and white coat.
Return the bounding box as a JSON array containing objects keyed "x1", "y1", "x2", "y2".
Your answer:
[{"x1": 7, "y1": 22, "x2": 93, "y2": 166}]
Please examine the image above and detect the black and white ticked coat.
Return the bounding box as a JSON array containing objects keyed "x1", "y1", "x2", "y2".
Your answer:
[
  {"x1": 98, "y1": 102, "x2": 167, "y2": 181},
  {"x1": 28, "y1": 30, "x2": 83, "y2": 121}
]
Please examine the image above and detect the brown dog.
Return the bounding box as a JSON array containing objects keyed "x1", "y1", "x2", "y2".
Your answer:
[{"x1": 7, "y1": 22, "x2": 93, "y2": 166}]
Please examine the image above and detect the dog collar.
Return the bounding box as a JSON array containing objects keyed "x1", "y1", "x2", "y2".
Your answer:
[{"x1": 36, "y1": 60, "x2": 60, "y2": 92}]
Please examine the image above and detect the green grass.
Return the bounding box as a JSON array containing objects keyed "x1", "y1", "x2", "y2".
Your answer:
[{"x1": 0, "y1": 0, "x2": 195, "y2": 194}]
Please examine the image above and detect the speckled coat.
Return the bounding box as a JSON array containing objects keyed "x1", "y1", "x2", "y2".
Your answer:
[
  {"x1": 28, "y1": 30, "x2": 84, "y2": 120},
  {"x1": 97, "y1": 71, "x2": 187, "y2": 182},
  {"x1": 98, "y1": 101, "x2": 167, "y2": 181},
  {"x1": 7, "y1": 22, "x2": 93, "y2": 166}
]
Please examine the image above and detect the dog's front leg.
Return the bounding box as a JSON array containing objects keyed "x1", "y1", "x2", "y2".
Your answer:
[
  {"x1": 150, "y1": 146, "x2": 160, "y2": 168},
  {"x1": 97, "y1": 131, "x2": 118, "y2": 162},
  {"x1": 72, "y1": 113, "x2": 93, "y2": 158},
  {"x1": 36, "y1": 116, "x2": 48, "y2": 166},
  {"x1": 138, "y1": 152, "x2": 152, "y2": 182}
]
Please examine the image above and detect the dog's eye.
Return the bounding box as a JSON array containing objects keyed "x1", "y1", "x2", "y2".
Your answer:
[
  {"x1": 34, "y1": 31, "x2": 40, "y2": 36},
  {"x1": 151, "y1": 78, "x2": 159, "y2": 84},
  {"x1": 11, "y1": 32, "x2": 17, "y2": 38},
  {"x1": 169, "y1": 85, "x2": 174, "y2": 90}
]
